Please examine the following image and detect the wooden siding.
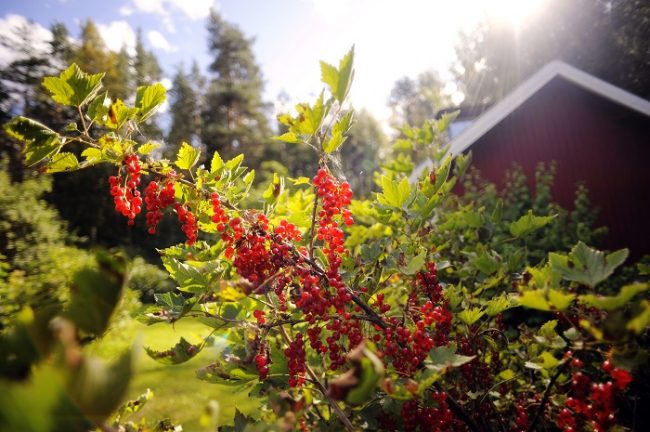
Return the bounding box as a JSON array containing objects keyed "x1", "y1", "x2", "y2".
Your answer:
[{"x1": 466, "y1": 78, "x2": 650, "y2": 257}]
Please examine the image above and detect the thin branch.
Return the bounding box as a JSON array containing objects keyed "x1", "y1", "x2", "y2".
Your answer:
[
  {"x1": 434, "y1": 386, "x2": 482, "y2": 432},
  {"x1": 308, "y1": 191, "x2": 319, "y2": 260},
  {"x1": 270, "y1": 299, "x2": 354, "y2": 432},
  {"x1": 527, "y1": 361, "x2": 568, "y2": 432}
]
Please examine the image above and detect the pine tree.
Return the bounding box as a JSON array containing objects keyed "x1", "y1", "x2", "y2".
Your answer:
[
  {"x1": 133, "y1": 29, "x2": 163, "y2": 140},
  {"x1": 201, "y1": 10, "x2": 271, "y2": 167},
  {"x1": 73, "y1": 20, "x2": 129, "y2": 100},
  {"x1": 167, "y1": 62, "x2": 204, "y2": 158}
]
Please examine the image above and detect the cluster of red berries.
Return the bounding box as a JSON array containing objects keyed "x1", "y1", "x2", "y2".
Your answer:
[
  {"x1": 108, "y1": 154, "x2": 142, "y2": 225},
  {"x1": 229, "y1": 217, "x2": 301, "y2": 292},
  {"x1": 255, "y1": 353, "x2": 269, "y2": 380},
  {"x1": 144, "y1": 178, "x2": 176, "y2": 234},
  {"x1": 375, "y1": 265, "x2": 453, "y2": 376},
  {"x1": 210, "y1": 193, "x2": 228, "y2": 231},
  {"x1": 400, "y1": 392, "x2": 454, "y2": 431},
  {"x1": 557, "y1": 356, "x2": 632, "y2": 431},
  {"x1": 174, "y1": 203, "x2": 198, "y2": 245},
  {"x1": 286, "y1": 333, "x2": 306, "y2": 387}
]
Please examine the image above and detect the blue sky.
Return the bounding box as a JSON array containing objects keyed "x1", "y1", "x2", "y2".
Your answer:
[{"x1": 0, "y1": 0, "x2": 542, "y2": 126}]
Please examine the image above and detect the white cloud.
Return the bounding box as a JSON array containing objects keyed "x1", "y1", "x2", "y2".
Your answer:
[
  {"x1": 96, "y1": 20, "x2": 137, "y2": 55},
  {"x1": 147, "y1": 30, "x2": 177, "y2": 52},
  {"x1": 168, "y1": 0, "x2": 215, "y2": 20},
  {"x1": 126, "y1": 0, "x2": 216, "y2": 31},
  {"x1": 119, "y1": 5, "x2": 134, "y2": 16},
  {"x1": 0, "y1": 14, "x2": 51, "y2": 67}
]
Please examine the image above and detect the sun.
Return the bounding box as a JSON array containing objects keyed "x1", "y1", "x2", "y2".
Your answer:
[{"x1": 486, "y1": 0, "x2": 547, "y2": 27}]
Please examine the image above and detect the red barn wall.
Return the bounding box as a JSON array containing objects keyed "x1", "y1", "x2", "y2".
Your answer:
[{"x1": 465, "y1": 78, "x2": 650, "y2": 257}]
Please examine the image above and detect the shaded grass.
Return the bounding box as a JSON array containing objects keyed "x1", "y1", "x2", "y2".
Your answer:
[{"x1": 90, "y1": 318, "x2": 259, "y2": 430}]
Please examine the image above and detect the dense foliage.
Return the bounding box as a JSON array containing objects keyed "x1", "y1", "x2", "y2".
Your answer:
[{"x1": 2, "y1": 49, "x2": 649, "y2": 432}]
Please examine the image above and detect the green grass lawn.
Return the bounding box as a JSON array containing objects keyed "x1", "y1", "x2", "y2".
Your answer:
[{"x1": 89, "y1": 317, "x2": 259, "y2": 430}]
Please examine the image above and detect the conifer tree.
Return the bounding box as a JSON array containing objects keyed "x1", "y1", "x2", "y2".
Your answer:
[
  {"x1": 201, "y1": 10, "x2": 270, "y2": 167},
  {"x1": 167, "y1": 62, "x2": 204, "y2": 158}
]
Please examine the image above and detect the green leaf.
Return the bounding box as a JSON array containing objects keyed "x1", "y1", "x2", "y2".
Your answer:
[
  {"x1": 428, "y1": 346, "x2": 475, "y2": 372},
  {"x1": 518, "y1": 289, "x2": 575, "y2": 312},
  {"x1": 135, "y1": 83, "x2": 166, "y2": 122},
  {"x1": 458, "y1": 308, "x2": 485, "y2": 325},
  {"x1": 580, "y1": 283, "x2": 649, "y2": 311},
  {"x1": 4, "y1": 116, "x2": 62, "y2": 166},
  {"x1": 64, "y1": 252, "x2": 126, "y2": 336},
  {"x1": 320, "y1": 46, "x2": 355, "y2": 102},
  {"x1": 336, "y1": 46, "x2": 355, "y2": 102},
  {"x1": 272, "y1": 131, "x2": 302, "y2": 144},
  {"x1": 45, "y1": 152, "x2": 79, "y2": 173},
  {"x1": 550, "y1": 242, "x2": 629, "y2": 288},
  {"x1": 485, "y1": 294, "x2": 515, "y2": 316},
  {"x1": 42, "y1": 63, "x2": 104, "y2": 107},
  {"x1": 210, "y1": 151, "x2": 224, "y2": 173},
  {"x1": 378, "y1": 175, "x2": 411, "y2": 208},
  {"x1": 144, "y1": 337, "x2": 201, "y2": 365},
  {"x1": 535, "y1": 320, "x2": 567, "y2": 349},
  {"x1": 320, "y1": 60, "x2": 339, "y2": 98},
  {"x1": 106, "y1": 99, "x2": 138, "y2": 130},
  {"x1": 138, "y1": 142, "x2": 160, "y2": 155},
  {"x1": 324, "y1": 110, "x2": 354, "y2": 154},
  {"x1": 262, "y1": 172, "x2": 284, "y2": 204},
  {"x1": 627, "y1": 300, "x2": 650, "y2": 334},
  {"x1": 174, "y1": 142, "x2": 200, "y2": 171},
  {"x1": 86, "y1": 91, "x2": 110, "y2": 122},
  {"x1": 473, "y1": 250, "x2": 500, "y2": 275},
  {"x1": 162, "y1": 257, "x2": 208, "y2": 293},
  {"x1": 399, "y1": 250, "x2": 426, "y2": 275},
  {"x1": 81, "y1": 148, "x2": 102, "y2": 164},
  {"x1": 510, "y1": 210, "x2": 556, "y2": 237}
]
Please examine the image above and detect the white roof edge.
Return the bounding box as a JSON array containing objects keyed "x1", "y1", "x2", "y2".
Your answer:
[{"x1": 449, "y1": 60, "x2": 650, "y2": 156}]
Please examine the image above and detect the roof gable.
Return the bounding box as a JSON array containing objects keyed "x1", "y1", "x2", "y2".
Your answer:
[{"x1": 449, "y1": 61, "x2": 650, "y2": 155}]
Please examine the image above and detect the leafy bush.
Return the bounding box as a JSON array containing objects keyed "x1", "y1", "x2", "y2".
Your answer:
[{"x1": 4, "y1": 51, "x2": 649, "y2": 431}]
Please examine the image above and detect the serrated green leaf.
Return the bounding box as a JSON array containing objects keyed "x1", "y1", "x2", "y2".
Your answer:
[
  {"x1": 42, "y1": 63, "x2": 104, "y2": 107},
  {"x1": 580, "y1": 283, "x2": 649, "y2": 311},
  {"x1": 45, "y1": 152, "x2": 79, "y2": 173},
  {"x1": 64, "y1": 252, "x2": 126, "y2": 336},
  {"x1": 135, "y1": 83, "x2": 166, "y2": 122},
  {"x1": 428, "y1": 346, "x2": 475, "y2": 372},
  {"x1": 225, "y1": 154, "x2": 244, "y2": 171},
  {"x1": 458, "y1": 308, "x2": 485, "y2": 325},
  {"x1": 86, "y1": 91, "x2": 110, "y2": 122},
  {"x1": 4, "y1": 116, "x2": 62, "y2": 166},
  {"x1": 627, "y1": 300, "x2": 650, "y2": 334},
  {"x1": 262, "y1": 172, "x2": 283, "y2": 204},
  {"x1": 485, "y1": 294, "x2": 515, "y2": 316},
  {"x1": 336, "y1": 46, "x2": 355, "y2": 102},
  {"x1": 162, "y1": 257, "x2": 208, "y2": 293},
  {"x1": 378, "y1": 175, "x2": 411, "y2": 208},
  {"x1": 320, "y1": 60, "x2": 338, "y2": 98},
  {"x1": 144, "y1": 337, "x2": 201, "y2": 365},
  {"x1": 535, "y1": 320, "x2": 567, "y2": 349},
  {"x1": 272, "y1": 131, "x2": 302, "y2": 144},
  {"x1": 510, "y1": 210, "x2": 556, "y2": 237},
  {"x1": 174, "y1": 142, "x2": 200, "y2": 171},
  {"x1": 106, "y1": 99, "x2": 138, "y2": 130},
  {"x1": 519, "y1": 289, "x2": 575, "y2": 311},
  {"x1": 210, "y1": 151, "x2": 224, "y2": 173},
  {"x1": 138, "y1": 142, "x2": 160, "y2": 155},
  {"x1": 550, "y1": 242, "x2": 629, "y2": 288},
  {"x1": 81, "y1": 148, "x2": 102, "y2": 164},
  {"x1": 399, "y1": 250, "x2": 426, "y2": 275}
]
